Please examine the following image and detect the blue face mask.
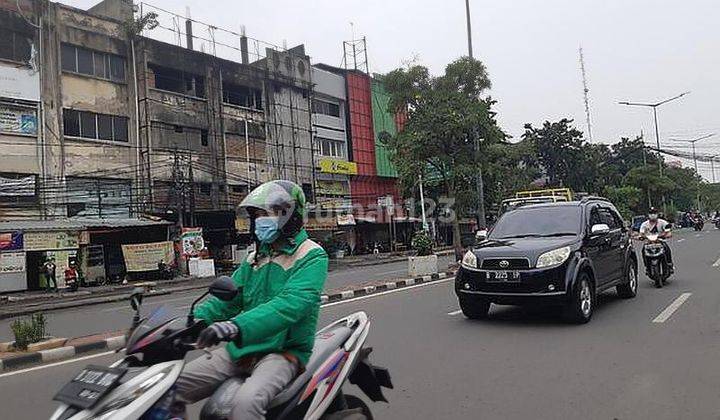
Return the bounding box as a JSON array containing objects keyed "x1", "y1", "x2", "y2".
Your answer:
[{"x1": 255, "y1": 216, "x2": 281, "y2": 244}]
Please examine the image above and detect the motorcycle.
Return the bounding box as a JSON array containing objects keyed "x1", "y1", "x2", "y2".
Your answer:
[
  {"x1": 642, "y1": 233, "x2": 671, "y2": 288},
  {"x1": 50, "y1": 277, "x2": 392, "y2": 420},
  {"x1": 693, "y1": 217, "x2": 704, "y2": 231}
]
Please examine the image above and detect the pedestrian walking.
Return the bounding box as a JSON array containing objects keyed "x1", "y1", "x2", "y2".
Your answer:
[{"x1": 43, "y1": 257, "x2": 57, "y2": 292}]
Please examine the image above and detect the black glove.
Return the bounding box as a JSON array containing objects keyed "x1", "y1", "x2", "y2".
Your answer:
[{"x1": 197, "y1": 321, "x2": 240, "y2": 349}]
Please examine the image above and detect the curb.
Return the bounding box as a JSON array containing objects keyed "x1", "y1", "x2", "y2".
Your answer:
[
  {"x1": 0, "y1": 335, "x2": 126, "y2": 373},
  {"x1": 0, "y1": 270, "x2": 456, "y2": 372}
]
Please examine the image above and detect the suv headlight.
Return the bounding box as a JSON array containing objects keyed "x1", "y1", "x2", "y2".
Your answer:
[
  {"x1": 536, "y1": 246, "x2": 571, "y2": 269},
  {"x1": 462, "y1": 251, "x2": 478, "y2": 268}
]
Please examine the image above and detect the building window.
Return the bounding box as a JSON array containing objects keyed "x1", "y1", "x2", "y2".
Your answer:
[
  {"x1": 199, "y1": 184, "x2": 211, "y2": 195},
  {"x1": 312, "y1": 100, "x2": 340, "y2": 117},
  {"x1": 231, "y1": 185, "x2": 247, "y2": 194},
  {"x1": 315, "y1": 137, "x2": 346, "y2": 158},
  {"x1": 61, "y1": 44, "x2": 126, "y2": 82},
  {"x1": 63, "y1": 109, "x2": 129, "y2": 143},
  {"x1": 0, "y1": 28, "x2": 32, "y2": 63},
  {"x1": 149, "y1": 64, "x2": 205, "y2": 98},
  {"x1": 201, "y1": 129, "x2": 208, "y2": 146},
  {"x1": 222, "y1": 83, "x2": 262, "y2": 110}
]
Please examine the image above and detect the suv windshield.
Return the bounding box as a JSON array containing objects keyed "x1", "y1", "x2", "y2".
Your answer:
[{"x1": 490, "y1": 205, "x2": 582, "y2": 239}]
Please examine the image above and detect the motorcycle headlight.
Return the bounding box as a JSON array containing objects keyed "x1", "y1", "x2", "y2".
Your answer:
[
  {"x1": 536, "y1": 246, "x2": 571, "y2": 269},
  {"x1": 93, "y1": 366, "x2": 173, "y2": 418},
  {"x1": 462, "y1": 251, "x2": 478, "y2": 268}
]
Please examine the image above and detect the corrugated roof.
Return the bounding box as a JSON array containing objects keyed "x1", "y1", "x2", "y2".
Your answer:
[{"x1": 0, "y1": 218, "x2": 171, "y2": 232}]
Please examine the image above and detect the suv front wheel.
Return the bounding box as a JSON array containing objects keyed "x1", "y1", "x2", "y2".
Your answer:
[
  {"x1": 616, "y1": 262, "x2": 638, "y2": 298},
  {"x1": 459, "y1": 296, "x2": 491, "y2": 320},
  {"x1": 564, "y1": 273, "x2": 594, "y2": 324}
]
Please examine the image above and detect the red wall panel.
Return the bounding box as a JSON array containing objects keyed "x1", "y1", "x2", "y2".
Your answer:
[{"x1": 347, "y1": 72, "x2": 376, "y2": 176}]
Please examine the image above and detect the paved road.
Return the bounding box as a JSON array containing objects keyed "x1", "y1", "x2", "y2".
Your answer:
[
  {"x1": 1, "y1": 228, "x2": 718, "y2": 419},
  {"x1": 0, "y1": 255, "x2": 454, "y2": 341}
]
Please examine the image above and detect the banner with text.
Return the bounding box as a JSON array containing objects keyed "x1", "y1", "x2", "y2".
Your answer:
[{"x1": 121, "y1": 241, "x2": 174, "y2": 272}]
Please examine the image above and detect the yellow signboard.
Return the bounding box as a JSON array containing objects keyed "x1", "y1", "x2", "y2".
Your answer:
[
  {"x1": 122, "y1": 241, "x2": 175, "y2": 272},
  {"x1": 24, "y1": 231, "x2": 79, "y2": 251},
  {"x1": 319, "y1": 158, "x2": 358, "y2": 175}
]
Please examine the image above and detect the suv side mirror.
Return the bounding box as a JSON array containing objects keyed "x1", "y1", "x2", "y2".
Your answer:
[
  {"x1": 209, "y1": 276, "x2": 239, "y2": 301},
  {"x1": 591, "y1": 223, "x2": 610, "y2": 236},
  {"x1": 475, "y1": 229, "x2": 488, "y2": 242}
]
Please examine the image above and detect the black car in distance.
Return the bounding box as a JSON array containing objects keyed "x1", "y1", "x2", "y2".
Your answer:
[{"x1": 456, "y1": 197, "x2": 638, "y2": 323}]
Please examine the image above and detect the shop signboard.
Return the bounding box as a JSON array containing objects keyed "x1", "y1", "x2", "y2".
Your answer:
[
  {"x1": 318, "y1": 158, "x2": 358, "y2": 175},
  {"x1": 181, "y1": 228, "x2": 205, "y2": 257},
  {"x1": 0, "y1": 65, "x2": 40, "y2": 101},
  {"x1": 121, "y1": 241, "x2": 175, "y2": 272},
  {"x1": 0, "y1": 104, "x2": 38, "y2": 135},
  {"x1": 0, "y1": 251, "x2": 25, "y2": 273},
  {"x1": 0, "y1": 231, "x2": 23, "y2": 250},
  {"x1": 24, "y1": 231, "x2": 79, "y2": 251}
]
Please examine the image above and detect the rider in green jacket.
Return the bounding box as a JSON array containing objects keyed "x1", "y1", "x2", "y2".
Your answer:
[{"x1": 174, "y1": 180, "x2": 328, "y2": 420}]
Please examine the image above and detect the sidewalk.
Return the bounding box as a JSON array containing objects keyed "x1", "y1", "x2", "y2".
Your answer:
[
  {"x1": 0, "y1": 248, "x2": 456, "y2": 319},
  {"x1": 0, "y1": 268, "x2": 457, "y2": 372}
]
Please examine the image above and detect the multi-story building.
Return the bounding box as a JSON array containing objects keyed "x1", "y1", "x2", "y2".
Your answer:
[{"x1": 311, "y1": 65, "x2": 353, "y2": 211}]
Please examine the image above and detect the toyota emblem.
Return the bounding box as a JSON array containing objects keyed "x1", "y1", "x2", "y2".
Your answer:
[{"x1": 499, "y1": 260, "x2": 510, "y2": 268}]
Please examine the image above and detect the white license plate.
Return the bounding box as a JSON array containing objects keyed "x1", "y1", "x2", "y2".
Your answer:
[{"x1": 485, "y1": 271, "x2": 521, "y2": 282}]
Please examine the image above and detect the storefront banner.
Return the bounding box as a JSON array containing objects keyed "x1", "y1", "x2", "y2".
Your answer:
[
  {"x1": 181, "y1": 228, "x2": 205, "y2": 257},
  {"x1": 0, "y1": 65, "x2": 40, "y2": 101},
  {"x1": 0, "y1": 231, "x2": 23, "y2": 250},
  {"x1": 319, "y1": 158, "x2": 358, "y2": 175},
  {"x1": 0, "y1": 175, "x2": 36, "y2": 196},
  {"x1": 0, "y1": 105, "x2": 38, "y2": 135},
  {"x1": 316, "y1": 180, "x2": 350, "y2": 196},
  {"x1": 24, "y1": 231, "x2": 79, "y2": 251},
  {"x1": 0, "y1": 251, "x2": 25, "y2": 273},
  {"x1": 122, "y1": 241, "x2": 175, "y2": 272},
  {"x1": 337, "y1": 214, "x2": 356, "y2": 226}
]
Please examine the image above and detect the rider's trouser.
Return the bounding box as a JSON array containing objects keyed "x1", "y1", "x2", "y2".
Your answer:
[{"x1": 174, "y1": 347, "x2": 298, "y2": 420}]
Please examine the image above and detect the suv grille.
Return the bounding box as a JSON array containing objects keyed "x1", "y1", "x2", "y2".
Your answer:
[{"x1": 481, "y1": 258, "x2": 531, "y2": 270}]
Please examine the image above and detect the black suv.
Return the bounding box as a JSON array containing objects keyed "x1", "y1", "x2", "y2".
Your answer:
[{"x1": 455, "y1": 198, "x2": 638, "y2": 323}]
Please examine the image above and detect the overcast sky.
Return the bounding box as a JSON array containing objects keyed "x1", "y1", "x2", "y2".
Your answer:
[{"x1": 62, "y1": 0, "x2": 720, "y2": 179}]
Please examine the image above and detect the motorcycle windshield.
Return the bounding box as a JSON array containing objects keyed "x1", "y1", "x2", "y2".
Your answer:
[{"x1": 126, "y1": 306, "x2": 177, "y2": 353}]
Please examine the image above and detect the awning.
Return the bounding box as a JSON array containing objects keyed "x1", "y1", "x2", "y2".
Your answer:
[{"x1": 0, "y1": 217, "x2": 171, "y2": 232}]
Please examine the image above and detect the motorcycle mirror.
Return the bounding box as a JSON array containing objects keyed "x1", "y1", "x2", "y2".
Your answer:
[
  {"x1": 129, "y1": 287, "x2": 144, "y2": 311},
  {"x1": 208, "y1": 276, "x2": 238, "y2": 301}
]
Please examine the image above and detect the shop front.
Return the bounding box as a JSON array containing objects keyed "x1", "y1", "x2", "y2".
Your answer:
[
  {"x1": 23, "y1": 229, "x2": 81, "y2": 290},
  {"x1": 0, "y1": 231, "x2": 25, "y2": 292}
]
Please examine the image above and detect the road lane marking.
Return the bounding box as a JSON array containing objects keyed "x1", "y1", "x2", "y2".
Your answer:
[
  {"x1": 0, "y1": 277, "x2": 456, "y2": 377},
  {"x1": 713, "y1": 257, "x2": 720, "y2": 267},
  {"x1": 652, "y1": 293, "x2": 692, "y2": 323},
  {"x1": 0, "y1": 351, "x2": 116, "y2": 379},
  {"x1": 448, "y1": 309, "x2": 462, "y2": 316},
  {"x1": 677, "y1": 238, "x2": 686, "y2": 243}
]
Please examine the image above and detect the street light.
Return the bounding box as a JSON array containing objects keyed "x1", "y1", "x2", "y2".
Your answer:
[
  {"x1": 669, "y1": 133, "x2": 716, "y2": 173},
  {"x1": 618, "y1": 91, "x2": 690, "y2": 175}
]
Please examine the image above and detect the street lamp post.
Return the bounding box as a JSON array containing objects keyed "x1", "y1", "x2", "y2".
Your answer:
[
  {"x1": 670, "y1": 133, "x2": 716, "y2": 174},
  {"x1": 619, "y1": 91, "x2": 690, "y2": 211},
  {"x1": 711, "y1": 155, "x2": 718, "y2": 184}
]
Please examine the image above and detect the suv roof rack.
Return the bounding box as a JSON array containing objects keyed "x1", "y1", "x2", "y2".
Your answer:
[{"x1": 580, "y1": 196, "x2": 611, "y2": 203}]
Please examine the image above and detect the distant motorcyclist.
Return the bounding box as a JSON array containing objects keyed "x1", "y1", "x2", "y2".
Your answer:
[{"x1": 639, "y1": 207, "x2": 674, "y2": 274}]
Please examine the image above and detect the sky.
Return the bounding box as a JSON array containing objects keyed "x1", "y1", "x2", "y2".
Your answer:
[{"x1": 62, "y1": 0, "x2": 720, "y2": 180}]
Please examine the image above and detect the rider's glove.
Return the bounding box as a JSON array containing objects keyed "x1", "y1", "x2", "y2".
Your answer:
[{"x1": 197, "y1": 321, "x2": 239, "y2": 348}]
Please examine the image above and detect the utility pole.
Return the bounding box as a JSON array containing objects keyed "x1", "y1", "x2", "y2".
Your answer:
[
  {"x1": 464, "y1": 0, "x2": 473, "y2": 58},
  {"x1": 464, "y1": 0, "x2": 486, "y2": 229},
  {"x1": 711, "y1": 155, "x2": 717, "y2": 184},
  {"x1": 172, "y1": 149, "x2": 184, "y2": 230},
  {"x1": 418, "y1": 174, "x2": 429, "y2": 231},
  {"x1": 639, "y1": 130, "x2": 651, "y2": 209},
  {"x1": 188, "y1": 152, "x2": 195, "y2": 227}
]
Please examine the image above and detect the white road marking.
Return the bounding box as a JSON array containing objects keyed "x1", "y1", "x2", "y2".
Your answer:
[
  {"x1": 713, "y1": 257, "x2": 720, "y2": 267},
  {"x1": 448, "y1": 309, "x2": 463, "y2": 316},
  {"x1": 0, "y1": 351, "x2": 116, "y2": 379},
  {"x1": 0, "y1": 277, "x2": 455, "y2": 376},
  {"x1": 677, "y1": 238, "x2": 686, "y2": 243},
  {"x1": 652, "y1": 293, "x2": 692, "y2": 323}
]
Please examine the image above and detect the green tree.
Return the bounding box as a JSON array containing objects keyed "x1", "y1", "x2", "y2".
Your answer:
[
  {"x1": 382, "y1": 57, "x2": 505, "y2": 250},
  {"x1": 603, "y1": 185, "x2": 643, "y2": 219}
]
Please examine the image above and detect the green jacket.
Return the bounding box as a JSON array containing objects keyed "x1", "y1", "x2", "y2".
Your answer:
[{"x1": 194, "y1": 229, "x2": 328, "y2": 366}]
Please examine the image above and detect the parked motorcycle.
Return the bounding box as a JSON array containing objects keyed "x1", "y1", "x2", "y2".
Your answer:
[
  {"x1": 50, "y1": 277, "x2": 392, "y2": 420},
  {"x1": 643, "y1": 233, "x2": 671, "y2": 288}
]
